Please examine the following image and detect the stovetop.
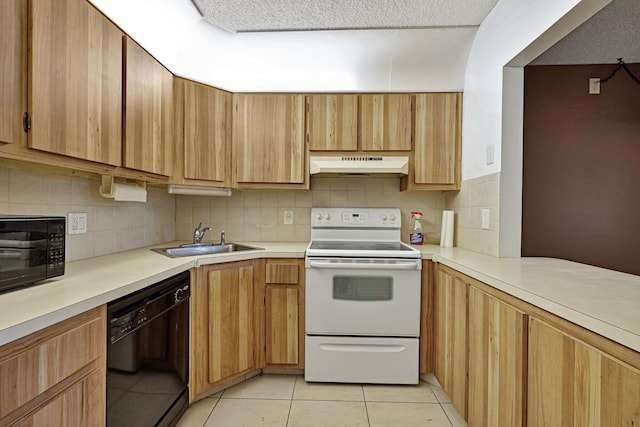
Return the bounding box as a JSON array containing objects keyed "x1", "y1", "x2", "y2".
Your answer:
[{"x1": 308, "y1": 240, "x2": 416, "y2": 252}]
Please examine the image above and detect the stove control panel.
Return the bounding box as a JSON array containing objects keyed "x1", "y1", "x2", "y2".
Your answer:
[{"x1": 312, "y1": 208, "x2": 401, "y2": 228}]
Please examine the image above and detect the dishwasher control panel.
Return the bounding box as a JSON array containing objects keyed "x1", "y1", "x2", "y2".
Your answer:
[{"x1": 108, "y1": 273, "x2": 190, "y2": 344}]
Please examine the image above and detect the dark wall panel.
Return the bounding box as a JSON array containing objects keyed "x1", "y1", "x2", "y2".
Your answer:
[{"x1": 522, "y1": 64, "x2": 640, "y2": 275}]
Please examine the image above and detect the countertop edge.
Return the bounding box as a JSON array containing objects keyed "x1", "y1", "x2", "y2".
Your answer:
[{"x1": 0, "y1": 242, "x2": 307, "y2": 347}]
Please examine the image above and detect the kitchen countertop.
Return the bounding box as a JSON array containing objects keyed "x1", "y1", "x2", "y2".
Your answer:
[
  {"x1": 421, "y1": 245, "x2": 640, "y2": 353},
  {"x1": 0, "y1": 241, "x2": 307, "y2": 347},
  {"x1": 1, "y1": 241, "x2": 638, "y2": 354}
]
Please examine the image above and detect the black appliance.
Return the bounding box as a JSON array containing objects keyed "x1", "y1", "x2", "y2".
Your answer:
[
  {"x1": 0, "y1": 215, "x2": 65, "y2": 293},
  {"x1": 107, "y1": 271, "x2": 190, "y2": 427}
]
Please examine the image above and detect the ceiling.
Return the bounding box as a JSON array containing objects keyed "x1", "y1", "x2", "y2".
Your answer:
[{"x1": 191, "y1": 0, "x2": 501, "y2": 33}]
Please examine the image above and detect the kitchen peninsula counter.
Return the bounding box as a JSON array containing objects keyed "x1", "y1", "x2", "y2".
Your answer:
[{"x1": 419, "y1": 245, "x2": 640, "y2": 353}]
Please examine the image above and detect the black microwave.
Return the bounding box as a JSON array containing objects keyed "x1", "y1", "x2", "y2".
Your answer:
[{"x1": 0, "y1": 216, "x2": 65, "y2": 293}]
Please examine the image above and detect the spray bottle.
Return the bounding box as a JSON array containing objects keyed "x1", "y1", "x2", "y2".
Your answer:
[{"x1": 410, "y1": 211, "x2": 424, "y2": 245}]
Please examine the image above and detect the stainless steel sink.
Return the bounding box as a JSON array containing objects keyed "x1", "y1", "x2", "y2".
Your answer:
[{"x1": 152, "y1": 243, "x2": 262, "y2": 258}]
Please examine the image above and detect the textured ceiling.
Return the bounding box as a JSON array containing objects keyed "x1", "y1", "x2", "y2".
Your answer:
[
  {"x1": 532, "y1": 0, "x2": 640, "y2": 64},
  {"x1": 191, "y1": 0, "x2": 500, "y2": 32}
]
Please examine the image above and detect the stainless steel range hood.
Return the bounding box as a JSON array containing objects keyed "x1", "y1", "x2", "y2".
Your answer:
[{"x1": 309, "y1": 156, "x2": 409, "y2": 176}]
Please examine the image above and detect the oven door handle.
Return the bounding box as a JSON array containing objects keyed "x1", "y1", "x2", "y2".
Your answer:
[{"x1": 307, "y1": 260, "x2": 420, "y2": 270}]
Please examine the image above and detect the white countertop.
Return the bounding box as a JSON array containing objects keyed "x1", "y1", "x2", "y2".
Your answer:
[
  {"x1": 1, "y1": 241, "x2": 638, "y2": 354},
  {"x1": 0, "y1": 241, "x2": 307, "y2": 346},
  {"x1": 419, "y1": 245, "x2": 640, "y2": 353}
]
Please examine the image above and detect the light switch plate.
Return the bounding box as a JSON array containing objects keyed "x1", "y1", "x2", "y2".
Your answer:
[
  {"x1": 481, "y1": 209, "x2": 490, "y2": 230},
  {"x1": 486, "y1": 144, "x2": 495, "y2": 166},
  {"x1": 68, "y1": 212, "x2": 87, "y2": 234}
]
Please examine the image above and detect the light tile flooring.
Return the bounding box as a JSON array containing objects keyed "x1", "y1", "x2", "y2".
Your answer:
[{"x1": 177, "y1": 374, "x2": 467, "y2": 427}]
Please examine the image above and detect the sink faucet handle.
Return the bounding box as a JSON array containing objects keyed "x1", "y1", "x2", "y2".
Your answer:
[
  {"x1": 193, "y1": 223, "x2": 212, "y2": 243},
  {"x1": 220, "y1": 230, "x2": 226, "y2": 245}
]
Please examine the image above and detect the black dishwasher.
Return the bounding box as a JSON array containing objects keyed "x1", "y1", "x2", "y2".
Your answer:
[{"x1": 107, "y1": 271, "x2": 190, "y2": 427}]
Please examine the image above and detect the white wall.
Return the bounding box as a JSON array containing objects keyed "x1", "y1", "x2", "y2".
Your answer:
[
  {"x1": 461, "y1": 0, "x2": 612, "y2": 256},
  {"x1": 89, "y1": 0, "x2": 476, "y2": 92},
  {"x1": 462, "y1": 0, "x2": 612, "y2": 181}
]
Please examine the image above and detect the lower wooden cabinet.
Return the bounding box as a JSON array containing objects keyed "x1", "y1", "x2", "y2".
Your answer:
[
  {"x1": 264, "y1": 259, "x2": 305, "y2": 368},
  {"x1": 433, "y1": 264, "x2": 640, "y2": 427},
  {"x1": 190, "y1": 261, "x2": 260, "y2": 399},
  {"x1": 13, "y1": 369, "x2": 104, "y2": 427},
  {"x1": 468, "y1": 286, "x2": 527, "y2": 427},
  {"x1": 528, "y1": 318, "x2": 640, "y2": 427},
  {"x1": 0, "y1": 306, "x2": 106, "y2": 426},
  {"x1": 433, "y1": 265, "x2": 468, "y2": 418}
]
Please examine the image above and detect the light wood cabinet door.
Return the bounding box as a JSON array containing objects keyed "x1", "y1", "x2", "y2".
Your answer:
[
  {"x1": 0, "y1": 0, "x2": 27, "y2": 146},
  {"x1": 528, "y1": 318, "x2": 640, "y2": 427},
  {"x1": 0, "y1": 306, "x2": 105, "y2": 427},
  {"x1": 181, "y1": 79, "x2": 232, "y2": 185},
  {"x1": 264, "y1": 260, "x2": 304, "y2": 368},
  {"x1": 233, "y1": 94, "x2": 307, "y2": 187},
  {"x1": 359, "y1": 94, "x2": 412, "y2": 151},
  {"x1": 403, "y1": 93, "x2": 461, "y2": 190},
  {"x1": 123, "y1": 36, "x2": 173, "y2": 176},
  {"x1": 434, "y1": 265, "x2": 468, "y2": 418},
  {"x1": 307, "y1": 95, "x2": 358, "y2": 151},
  {"x1": 190, "y1": 261, "x2": 259, "y2": 400},
  {"x1": 468, "y1": 286, "x2": 527, "y2": 427},
  {"x1": 29, "y1": 0, "x2": 123, "y2": 165},
  {"x1": 13, "y1": 370, "x2": 104, "y2": 427}
]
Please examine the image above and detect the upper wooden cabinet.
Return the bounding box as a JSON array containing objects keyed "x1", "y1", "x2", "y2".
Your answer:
[
  {"x1": 233, "y1": 94, "x2": 307, "y2": 188},
  {"x1": 173, "y1": 78, "x2": 232, "y2": 186},
  {"x1": 0, "y1": 0, "x2": 27, "y2": 146},
  {"x1": 402, "y1": 92, "x2": 461, "y2": 191},
  {"x1": 123, "y1": 36, "x2": 173, "y2": 176},
  {"x1": 307, "y1": 95, "x2": 358, "y2": 151},
  {"x1": 359, "y1": 94, "x2": 412, "y2": 151},
  {"x1": 29, "y1": 0, "x2": 123, "y2": 165}
]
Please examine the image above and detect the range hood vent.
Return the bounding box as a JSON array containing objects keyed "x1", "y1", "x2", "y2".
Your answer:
[{"x1": 309, "y1": 156, "x2": 409, "y2": 176}]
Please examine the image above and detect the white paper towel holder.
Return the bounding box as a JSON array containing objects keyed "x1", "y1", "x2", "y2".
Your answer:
[{"x1": 99, "y1": 175, "x2": 147, "y2": 202}]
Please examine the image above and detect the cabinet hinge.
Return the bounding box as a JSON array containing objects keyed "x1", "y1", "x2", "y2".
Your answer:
[{"x1": 23, "y1": 113, "x2": 31, "y2": 133}]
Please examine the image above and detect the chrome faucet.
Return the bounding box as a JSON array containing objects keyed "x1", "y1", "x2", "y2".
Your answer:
[
  {"x1": 193, "y1": 223, "x2": 212, "y2": 244},
  {"x1": 220, "y1": 230, "x2": 226, "y2": 245}
]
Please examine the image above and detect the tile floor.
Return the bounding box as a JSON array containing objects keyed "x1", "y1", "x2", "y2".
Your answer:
[{"x1": 177, "y1": 373, "x2": 467, "y2": 427}]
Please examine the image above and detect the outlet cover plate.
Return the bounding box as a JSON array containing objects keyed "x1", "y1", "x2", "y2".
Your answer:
[
  {"x1": 481, "y1": 209, "x2": 490, "y2": 230},
  {"x1": 68, "y1": 212, "x2": 87, "y2": 234}
]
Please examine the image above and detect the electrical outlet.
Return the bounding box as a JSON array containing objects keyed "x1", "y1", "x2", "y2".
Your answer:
[
  {"x1": 283, "y1": 210, "x2": 294, "y2": 225},
  {"x1": 68, "y1": 212, "x2": 87, "y2": 234},
  {"x1": 589, "y1": 78, "x2": 601, "y2": 95},
  {"x1": 481, "y1": 209, "x2": 490, "y2": 230}
]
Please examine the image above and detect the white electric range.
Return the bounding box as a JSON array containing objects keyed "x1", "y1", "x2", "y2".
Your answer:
[{"x1": 304, "y1": 208, "x2": 422, "y2": 385}]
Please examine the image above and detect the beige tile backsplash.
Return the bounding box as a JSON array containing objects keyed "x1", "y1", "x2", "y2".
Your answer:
[
  {"x1": 445, "y1": 172, "x2": 500, "y2": 256},
  {"x1": 1, "y1": 166, "x2": 465, "y2": 259},
  {"x1": 0, "y1": 166, "x2": 176, "y2": 261},
  {"x1": 176, "y1": 177, "x2": 447, "y2": 245}
]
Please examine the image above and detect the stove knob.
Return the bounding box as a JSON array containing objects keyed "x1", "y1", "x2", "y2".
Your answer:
[
  {"x1": 381, "y1": 213, "x2": 388, "y2": 221},
  {"x1": 316, "y1": 213, "x2": 323, "y2": 221},
  {"x1": 389, "y1": 213, "x2": 397, "y2": 221},
  {"x1": 325, "y1": 213, "x2": 332, "y2": 220}
]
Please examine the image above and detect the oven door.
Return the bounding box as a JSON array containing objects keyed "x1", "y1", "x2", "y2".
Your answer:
[{"x1": 305, "y1": 257, "x2": 421, "y2": 337}]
